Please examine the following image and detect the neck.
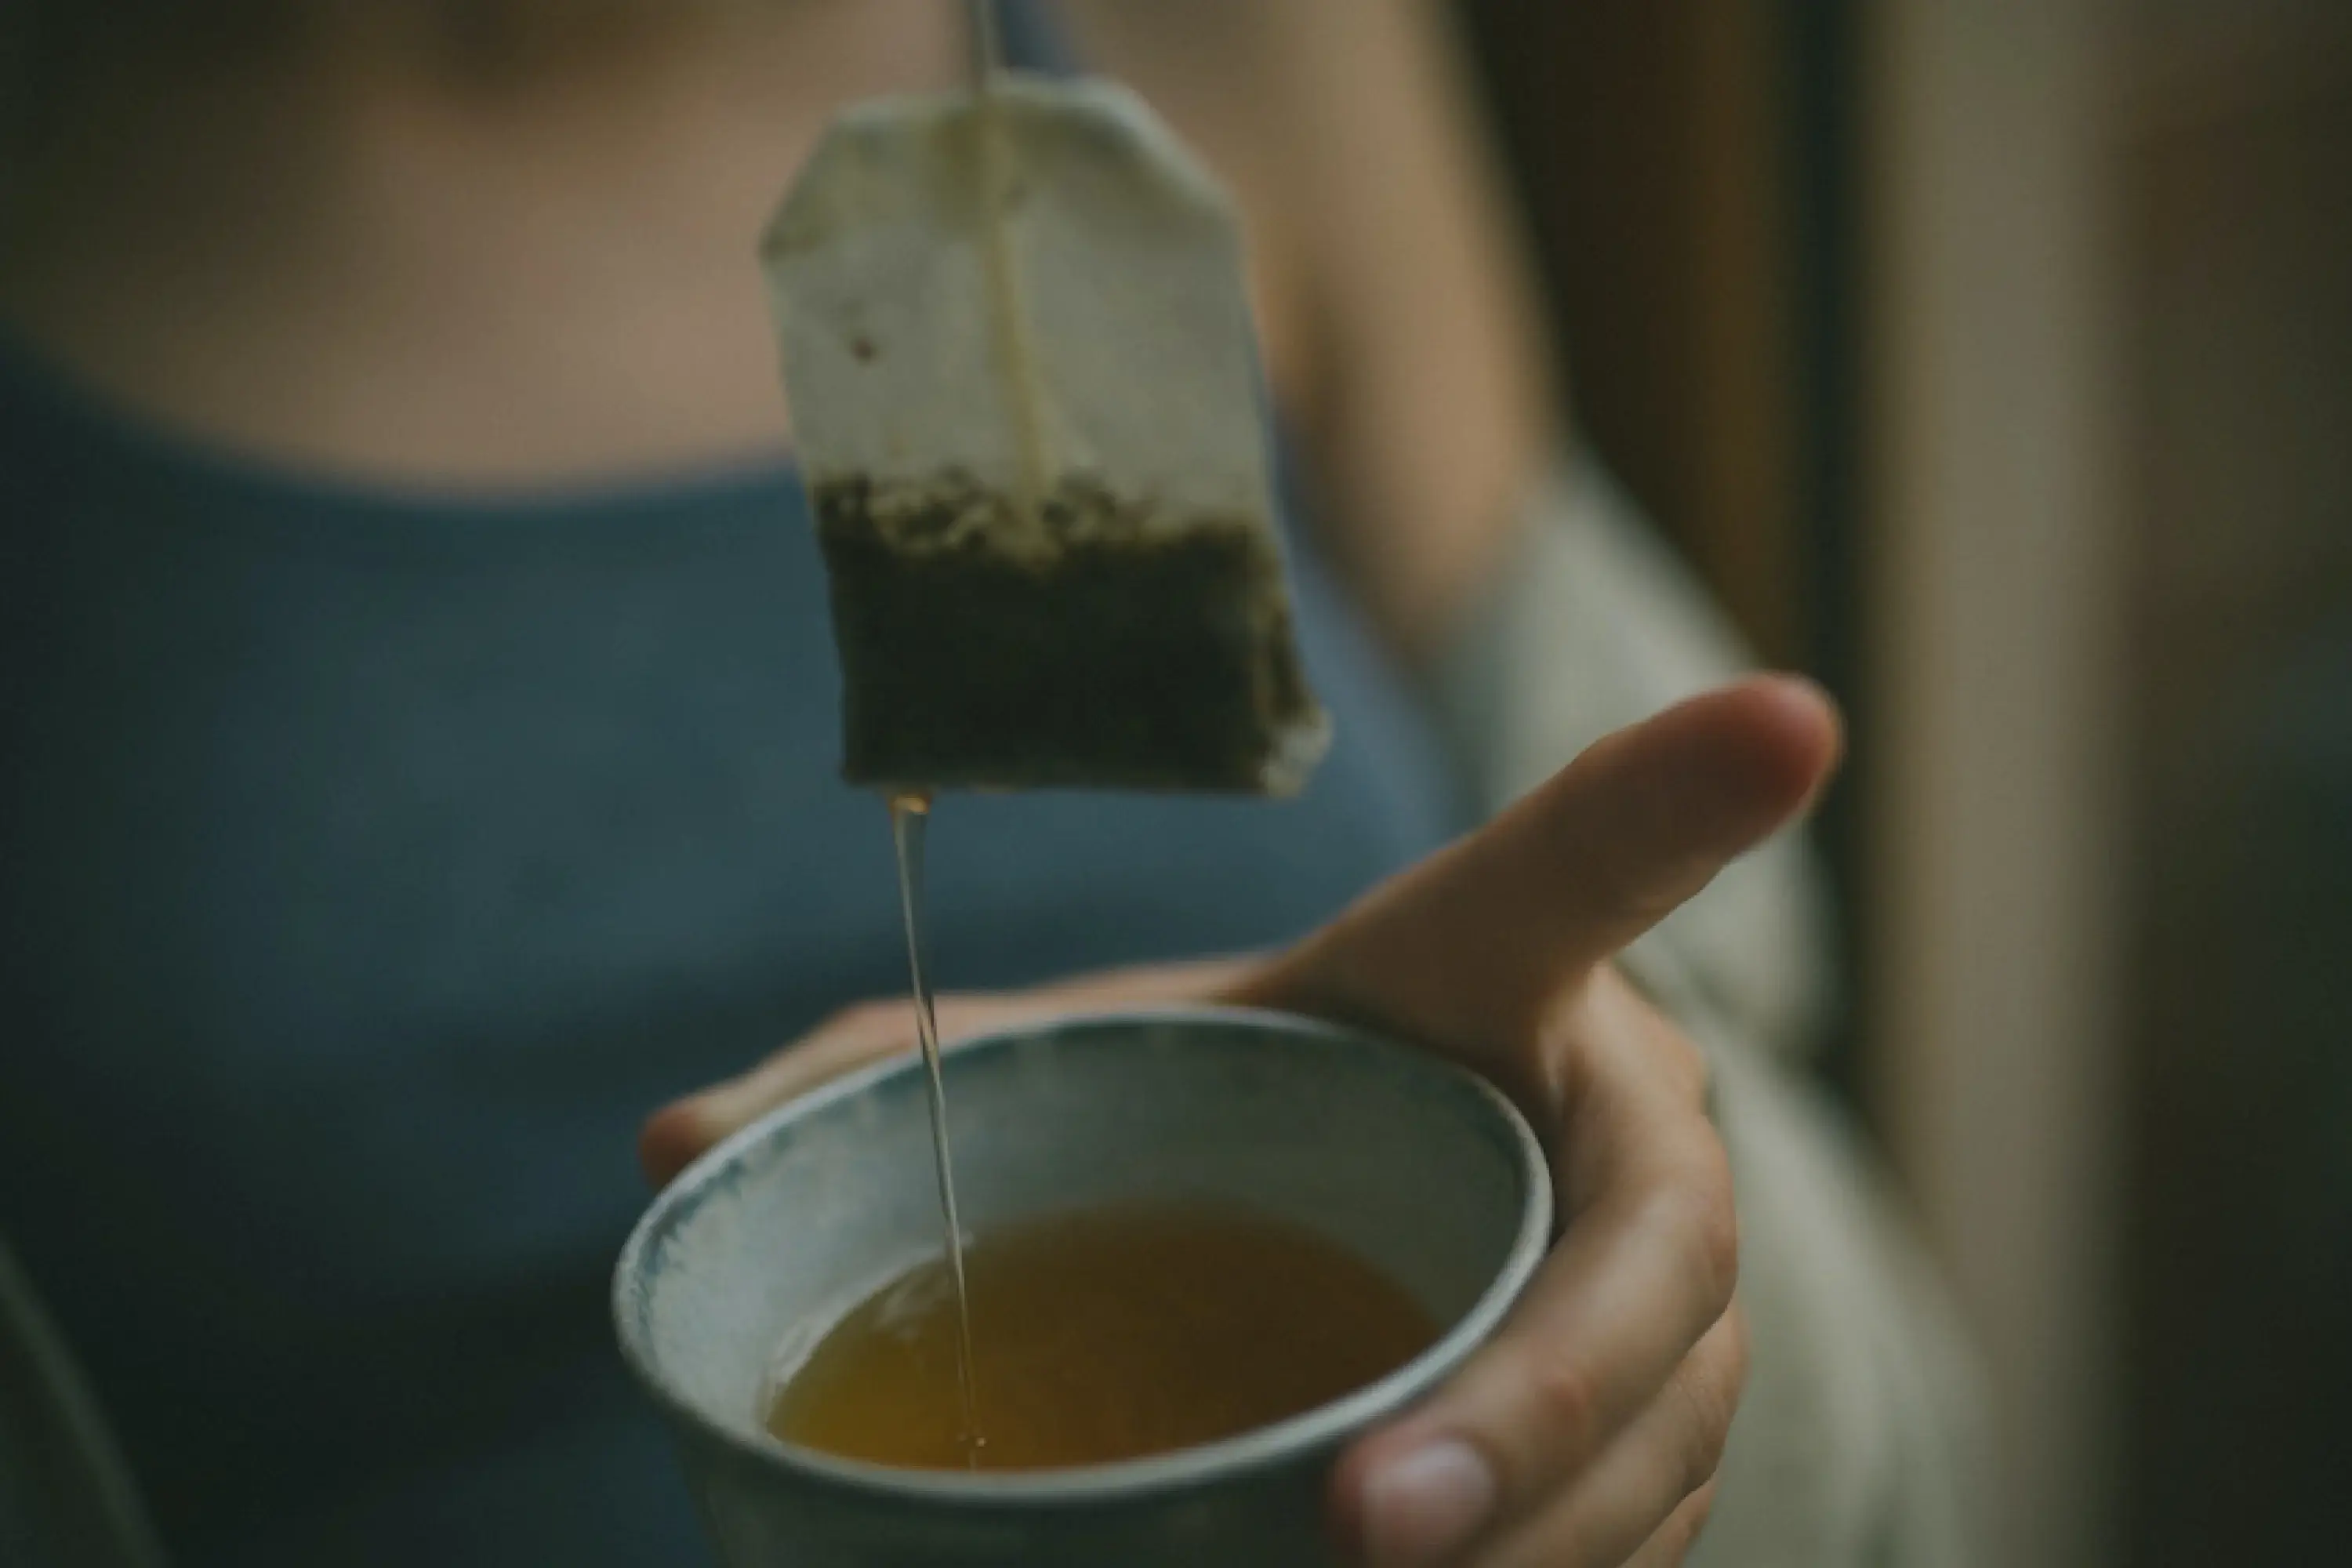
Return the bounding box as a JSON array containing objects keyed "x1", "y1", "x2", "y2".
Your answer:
[
  {"x1": 1, "y1": 0, "x2": 964, "y2": 485},
  {"x1": 14, "y1": 2, "x2": 951, "y2": 219}
]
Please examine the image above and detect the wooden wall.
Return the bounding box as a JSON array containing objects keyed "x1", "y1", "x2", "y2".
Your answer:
[{"x1": 1458, "y1": 0, "x2": 1810, "y2": 670}]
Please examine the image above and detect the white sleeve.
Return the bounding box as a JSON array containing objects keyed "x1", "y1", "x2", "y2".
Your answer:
[
  {"x1": 1426, "y1": 449, "x2": 1993, "y2": 1568},
  {"x1": 1428, "y1": 452, "x2": 1839, "y2": 1064}
]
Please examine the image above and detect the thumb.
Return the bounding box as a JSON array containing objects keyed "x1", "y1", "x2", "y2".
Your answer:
[{"x1": 1231, "y1": 675, "x2": 1841, "y2": 1079}]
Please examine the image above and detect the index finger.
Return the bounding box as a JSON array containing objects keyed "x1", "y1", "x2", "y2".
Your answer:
[{"x1": 1229, "y1": 675, "x2": 1839, "y2": 1087}]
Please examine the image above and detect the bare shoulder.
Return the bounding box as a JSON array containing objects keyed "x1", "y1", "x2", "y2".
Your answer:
[
  {"x1": 1059, "y1": 0, "x2": 1436, "y2": 224},
  {"x1": 1064, "y1": 0, "x2": 1559, "y2": 658},
  {"x1": 1054, "y1": 1, "x2": 1323, "y2": 394}
]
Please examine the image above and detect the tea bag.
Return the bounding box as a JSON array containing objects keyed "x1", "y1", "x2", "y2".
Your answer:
[{"x1": 760, "y1": 70, "x2": 1329, "y2": 795}]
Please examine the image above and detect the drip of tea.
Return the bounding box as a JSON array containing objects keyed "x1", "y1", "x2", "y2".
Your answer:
[
  {"x1": 886, "y1": 793, "x2": 981, "y2": 1463},
  {"x1": 765, "y1": 1200, "x2": 1440, "y2": 1472}
]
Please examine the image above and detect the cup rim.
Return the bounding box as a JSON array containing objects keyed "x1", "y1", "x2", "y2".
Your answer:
[{"x1": 612, "y1": 1003, "x2": 1552, "y2": 1507}]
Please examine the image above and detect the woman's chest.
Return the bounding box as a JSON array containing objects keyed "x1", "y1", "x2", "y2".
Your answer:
[{"x1": 0, "y1": 489, "x2": 1461, "y2": 1290}]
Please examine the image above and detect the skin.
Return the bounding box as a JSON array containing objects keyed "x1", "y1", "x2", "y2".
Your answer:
[{"x1": 2, "y1": 3, "x2": 1813, "y2": 1562}]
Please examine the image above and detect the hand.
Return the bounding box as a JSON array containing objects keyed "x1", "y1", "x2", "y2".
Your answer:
[{"x1": 639, "y1": 675, "x2": 1842, "y2": 1568}]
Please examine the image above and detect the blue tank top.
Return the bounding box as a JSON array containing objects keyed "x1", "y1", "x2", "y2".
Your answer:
[{"x1": 0, "y1": 22, "x2": 1464, "y2": 1563}]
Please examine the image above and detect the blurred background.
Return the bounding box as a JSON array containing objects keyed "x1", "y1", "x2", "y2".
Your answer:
[{"x1": 1451, "y1": 1, "x2": 2350, "y2": 1564}]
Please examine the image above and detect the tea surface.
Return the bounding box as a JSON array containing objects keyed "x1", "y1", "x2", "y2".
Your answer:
[{"x1": 765, "y1": 1201, "x2": 1439, "y2": 1472}]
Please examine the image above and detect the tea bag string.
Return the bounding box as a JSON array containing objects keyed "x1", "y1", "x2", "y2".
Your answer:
[{"x1": 964, "y1": 0, "x2": 1051, "y2": 535}]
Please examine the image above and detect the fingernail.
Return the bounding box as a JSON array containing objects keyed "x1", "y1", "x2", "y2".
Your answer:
[{"x1": 1360, "y1": 1439, "x2": 1495, "y2": 1566}]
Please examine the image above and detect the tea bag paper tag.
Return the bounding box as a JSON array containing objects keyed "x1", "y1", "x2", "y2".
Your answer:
[{"x1": 761, "y1": 74, "x2": 1273, "y2": 536}]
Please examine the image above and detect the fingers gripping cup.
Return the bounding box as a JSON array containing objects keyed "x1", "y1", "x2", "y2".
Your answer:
[{"x1": 613, "y1": 1008, "x2": 1549, "y2": 1567}]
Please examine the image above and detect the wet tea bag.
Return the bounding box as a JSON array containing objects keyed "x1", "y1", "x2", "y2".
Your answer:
[{"x1": 760, "y1": 61, "x2": 1329, "y2": 795}]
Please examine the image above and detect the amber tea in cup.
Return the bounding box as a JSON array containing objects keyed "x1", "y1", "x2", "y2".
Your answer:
[
  {"x1": 615, "y1": 1010, "x2": 1549, "y2": 1567},
  {"x1": 766, "y1": 1200, "x2": 1440, "y2": 1472}
]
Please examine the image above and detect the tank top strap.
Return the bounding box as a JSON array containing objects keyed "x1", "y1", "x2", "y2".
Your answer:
[{"x1": 992, "y1": 0, "x2": 1085, "y2": 78}]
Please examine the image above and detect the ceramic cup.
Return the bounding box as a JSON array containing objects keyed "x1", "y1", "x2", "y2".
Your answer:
[{"x1": 614, "y1": 1006, "x2": 1550, "y2": 1567}]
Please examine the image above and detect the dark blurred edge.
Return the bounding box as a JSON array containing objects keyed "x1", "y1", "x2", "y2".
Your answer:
[
  {"x1": 2114, "y1": 10, "x2": 2352, "y2": 1564},
  {"x1": 1783, "y1": 0, "x2": 1864, "y2": 1110}
]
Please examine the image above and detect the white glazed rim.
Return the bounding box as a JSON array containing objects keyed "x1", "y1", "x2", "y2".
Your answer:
[{"x1": 612, "y1": 1004, "x2": 1553, "y2": 1508}]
